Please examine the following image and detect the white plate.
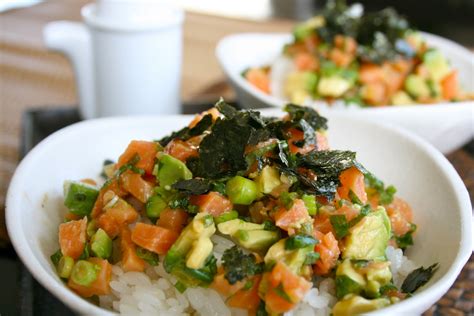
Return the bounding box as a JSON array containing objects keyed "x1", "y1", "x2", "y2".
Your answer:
[
  {"x1": 6, "y1": 113, "x2": 473, "y2": 315},
  {"x1": 216, "y1": 32, "x2": 474, "y2": 154}
]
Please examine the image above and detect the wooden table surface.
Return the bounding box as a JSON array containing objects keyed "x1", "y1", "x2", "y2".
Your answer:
[{"x1": 0, "y1": 1, "x2": 473, "y2": 315}]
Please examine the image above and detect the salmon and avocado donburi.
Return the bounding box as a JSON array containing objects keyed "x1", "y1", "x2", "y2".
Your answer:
[
  {"x1": 51, "y1": 100, "x2": 437, "y2": 315},
  {"x1": 244, "y1": 0, "x2": 473, "y2": 107}
]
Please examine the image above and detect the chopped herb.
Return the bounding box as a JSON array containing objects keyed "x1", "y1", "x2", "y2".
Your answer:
[
  {"x1": 279, "y1": 191, "x2": 299, "y2": 209},
  {"x1": 211, "y1": 181, "x2": 227, "y2": 195},
  {"x1": 174, "y1": 281, "x2": 187, "y2": 293},
  {"x1": 364, "y1": 172, "x2": 397, "y2": 205},
  {"x1": 117, "y1": 154, "x2": 144, "y2": 176},
  {"x1": 380, "y1": 185, "x2": 397, "y2": 205},
  {"x1": 136, "y1": 247, "x2": 160, "y2": 266},
  {"x1": 285, "y1": 234, "x2": 318, "y2": 250},
  {"x1": 50, "y1": 249, "x2": 62, "y2": 266},
  {"x1": 330, "y1": 215, "x2": 350, "y2": 239},
  {"x1": 401, "y1": 263, "x2": 439, "y2": 293},
  {"x1": 304, "y1": 251, "x2": 321, "y2": 265},
  {"x1": 348, "y1": 190, "x2": 362, "y2": 205},
  {"x1": 243, "y1": 280, "x2": 254, "y2": 290},
  {"x1": 222, "y1": 246, "x2": 264, "y2": 284},
  {"x1": 168, "y1": 196, "x2": 199, "y2": 214},
  {"x1": 348, "y1": 204, "x2": 371, "y2": 227},
  {"x1": 379, "y1": 283, "x2": 398, "y2": 295},
  {"x1": 274, "y1": 283, "x2": 293, "y2": 303},
  {"x1": 396, "y1": 224, "x2": 417, "y2": 250},
  {"x1": 263, "y1": 220, "x2": 278, "y2": 231},
  {"x1": 78, "y1": 243, "x2": 90, "y2": 260}
]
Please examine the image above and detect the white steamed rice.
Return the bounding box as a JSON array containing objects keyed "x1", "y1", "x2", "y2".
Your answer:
[{"x1": 98, "y1": 240, "x2": 416, "y2": 316}]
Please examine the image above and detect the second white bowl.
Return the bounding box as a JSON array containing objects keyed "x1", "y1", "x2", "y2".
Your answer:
[{"x1": 216, "y1": 32, "x2": 474, "y2": 154}]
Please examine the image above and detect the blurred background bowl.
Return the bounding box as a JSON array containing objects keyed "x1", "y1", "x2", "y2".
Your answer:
[{"x1": 216, "y1": 32, "x2": 474, "y2": 154}]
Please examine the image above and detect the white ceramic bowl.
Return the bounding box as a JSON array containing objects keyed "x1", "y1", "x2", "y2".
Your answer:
[
  {"x1": 216, "y1": 32, "x2": 474, "y2": 154},
  {"x1": 6, "y1": 113, "x2": 473, "y2": 315}
]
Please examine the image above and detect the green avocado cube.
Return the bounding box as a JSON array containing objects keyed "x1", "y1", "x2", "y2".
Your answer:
[
  {"x1": 343, "y1": 207, "x2": 391, "y2": 261},
  {"x1": 157, "y1": 154, "x2": 192, "y2": 188}
]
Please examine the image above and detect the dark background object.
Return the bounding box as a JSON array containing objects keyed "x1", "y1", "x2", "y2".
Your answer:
[{"x1": 271, "y1": 0, "x2": 474, "y2": 46}]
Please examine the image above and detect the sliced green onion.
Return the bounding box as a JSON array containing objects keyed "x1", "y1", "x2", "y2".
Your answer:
[
  {"x1": 57, "y1": 256, "x2": 74, "y2": 279},
  {"x1": 302, "y1": 194, "x2": 317, "y2": 215},
  {"x1": 71, "y1": 260, "x2": 100, "y2": 287}
]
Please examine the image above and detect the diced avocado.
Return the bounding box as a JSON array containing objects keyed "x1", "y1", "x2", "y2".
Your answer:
[
  {"x1": 157, "y1": 154, "x2": 192, "y2": 188},
  {"x1": 90, "y1": 228, "x2": 112, "y2": 259},
  {"x1": 423, "y1": 49, "x2": 450, "y2": 82},
  {"x1": 391, "y1": 91, "x2": 414, "y2": 106},
  {"x1": 264, "y1": 239, "x2": 286, "y2": 265},
  {"x1": 427, "y1": 79, "x2": 442, "y2": 98},
  {"x1": 217, "y1": 219, "x2": 263, "y2": 235},
  {"x1": 343, "y1": 207, "x2": 391, "y2": 260},
  {"x1": 365, "y1": 263, "x2": 392, "y2": 298},
  {"x1": 255, "y1": 166, "x2": 282, "y2": 195},
  {"x1": 218, "y1": 218, "x2": 279, "y2": 252},
  {"x1": 335, "y1": 259, "x2": 366, "y2": 298},
  {"x1": 165, "y1": 213, "x2": 216, "y2": 271},
  {"x1": 146, "y1": 195, "x2": 168, "y2": 219},
  {"x1": 265, "y1": 239, "x2": 313, "y2": 274},
  {"x1": 63, "y1": 181, "x2": 99, "y2": 216},
  {"x1": 332, "y1": 295, "x2": 391, "y2": 316},
  {"x1": 293, "y1": 16, "x2": 325, "y2": 41},
  {"x1": 235, "y1": 229, "x2": 279, "y2": 252},
  {"x1": 285, "y1": 72, "x2": 318, "y2": 103},
  {"x1": 163, "y1": 214, "x2": 218, "y2": 288},
  {"x1": 317, "y1": 76, "x2": 352, "y2": 98},
  {"x1": 226, "y1": 176, "x2": 259, "y2": 205},
  {"x1": 186, "y1": 237, "x2": 214, "y2": 269},
  {"x1": 405, "y1": 74, "x2": 430, "y2": 99},
  {"x1": 168, "y1": 214, "x2": 215, "y2": 259}
]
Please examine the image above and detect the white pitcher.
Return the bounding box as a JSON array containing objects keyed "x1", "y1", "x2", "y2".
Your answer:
[{"x1": 44, "y1": 0, "x2": 184, "y2": 119}]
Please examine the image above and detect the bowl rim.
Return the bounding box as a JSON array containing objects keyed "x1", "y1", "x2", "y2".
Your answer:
[
  {"x1": 215, "y1": 31, "x2": 474, "y2": 111},
  {"x1": 6, "y1": 113, "x2": 473, "y2": 315}
]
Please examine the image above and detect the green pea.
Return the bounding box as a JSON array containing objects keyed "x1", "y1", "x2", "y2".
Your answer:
[{"x1": 226, "y1": 176, "x2": 258, "y2": 205}]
